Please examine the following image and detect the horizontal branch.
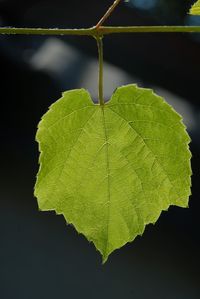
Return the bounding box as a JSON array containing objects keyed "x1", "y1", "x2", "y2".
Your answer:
[
  {"x1": 102, "y1": 26, "x2": 200, "y2": 33},
  {"x1": 0, "y1": 26, "x2": 200, "y2": 36},
  {"x1": 0, "y1": 27, "x2": 95, "y2": 36}
]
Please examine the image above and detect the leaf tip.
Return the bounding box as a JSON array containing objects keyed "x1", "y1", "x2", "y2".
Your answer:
[{"x1": 101, "y1": 251, "x2": 111, "y2": 264}]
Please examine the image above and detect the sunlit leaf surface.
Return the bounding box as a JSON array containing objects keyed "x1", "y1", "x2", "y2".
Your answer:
[
  {"x1": 189, "y1": 0, "x2": 200, "y2": 15},
  {"x1": 35, "y1": 85, "x2": 192, "y2": 262}
]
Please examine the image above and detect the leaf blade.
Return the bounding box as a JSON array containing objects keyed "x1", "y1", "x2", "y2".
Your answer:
[
  {"x1": 35, "y1": 85, "x2": 192, "y2": 262},
  {"x1": 189, "y1": 0, "x2": 200, "y2": 15}
]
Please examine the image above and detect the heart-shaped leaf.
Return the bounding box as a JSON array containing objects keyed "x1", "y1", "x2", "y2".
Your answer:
[{"x1": 35, "y1": 84, "x2": 192, "y2": 262}]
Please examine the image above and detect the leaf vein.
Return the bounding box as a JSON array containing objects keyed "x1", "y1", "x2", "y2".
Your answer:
[{"x1": 108, "y1": 107, "x2": 182, "y2": 199}]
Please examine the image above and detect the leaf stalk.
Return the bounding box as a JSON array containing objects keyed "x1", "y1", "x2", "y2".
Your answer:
[{"x1": 96, "y1": 36, "x2": 104, "y2": 106}]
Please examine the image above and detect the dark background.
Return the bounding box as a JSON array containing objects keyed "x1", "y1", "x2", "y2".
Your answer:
[{"x1": 0, "y1": 1, "x2": 200, "y2": 298}]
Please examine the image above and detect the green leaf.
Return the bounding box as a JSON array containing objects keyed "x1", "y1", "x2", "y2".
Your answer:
[
  {"x1": 35, "y1": 85, "x2": 192, "y2": 263},
  {"x1": 189, "y1": 0, "x2": 200, "y2": 15}
]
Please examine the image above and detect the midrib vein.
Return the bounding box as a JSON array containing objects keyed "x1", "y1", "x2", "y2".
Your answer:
[{"x1": 101, "y1": 107, "x2": 111, "y2": 257}]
